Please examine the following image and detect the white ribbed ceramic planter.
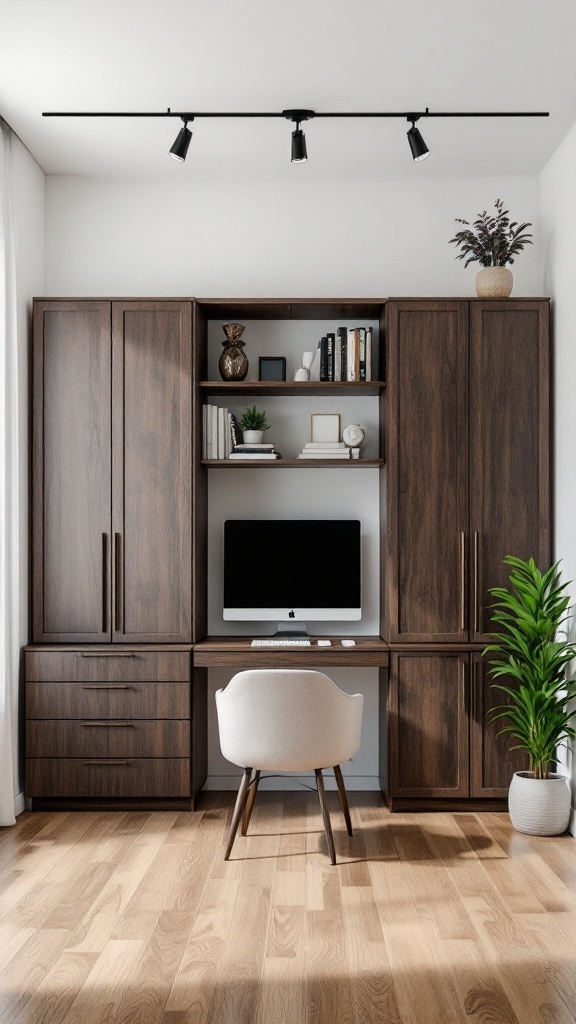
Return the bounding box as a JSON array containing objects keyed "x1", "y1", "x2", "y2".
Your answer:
[
  {"x1": 508, "y1": 771, "x2": 571, "y2": 836},
  {"x1": 476, "y1": 266, "x2": 513, "y2": 298},
  {"x1": 242, "y1": 430, "x2": 264, "y2": 444}
]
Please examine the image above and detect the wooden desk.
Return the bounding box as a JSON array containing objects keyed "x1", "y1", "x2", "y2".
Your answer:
[{"x1": 192, "y1": 636, "x2": 389, "y2": 668}]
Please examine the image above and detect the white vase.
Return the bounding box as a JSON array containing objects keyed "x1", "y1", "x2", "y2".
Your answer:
[
  {"x1": 508, "y1": 771, "x2": 571, "y2": 836},
  {"x1": 243, "y1": 429, "x2": 264, "y2": 444},
  {"x1": 475, "y1": 266, "x2": 513, "y2": 298}
]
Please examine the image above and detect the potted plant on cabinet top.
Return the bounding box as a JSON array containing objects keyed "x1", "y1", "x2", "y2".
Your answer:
[
  {"x1": 239, "y1": 405, "x2": 270, "y2": 444},
  {"x1": 483, "y1": 555, "x2": 576, "y2": 835},
  {"x1": 449, "y1": 198, "x2": 533, "y2": 298}
]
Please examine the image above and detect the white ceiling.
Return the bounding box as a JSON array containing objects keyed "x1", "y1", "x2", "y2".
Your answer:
[{"x1": 1, "y1": 0, "x2": 575, "y2": 181}]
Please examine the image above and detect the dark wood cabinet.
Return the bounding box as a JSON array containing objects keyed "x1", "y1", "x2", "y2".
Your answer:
[
  {"x1": 384, "y1": 299, "x2": 550, "y2": 645},
  {"x1": 469, "y1": 652, "x2": 529, "y2": 797},
  {"x1": 33, "y1": 300, "x2": 192, "y2": 644}
]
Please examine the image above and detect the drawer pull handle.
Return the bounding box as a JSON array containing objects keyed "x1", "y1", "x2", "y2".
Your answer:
[
  {"x1": 80, "y1": 652, "x2": 135, "y2": 658},
  {"x1": 80, "y1": 722, "x2": 134, "y2": 727},
  {"x1": 82, "y1": 760, "x2": 131, "y2": 766},
  {"x1": 81, "y1": 685, "x2": 132, "y2": 690}
]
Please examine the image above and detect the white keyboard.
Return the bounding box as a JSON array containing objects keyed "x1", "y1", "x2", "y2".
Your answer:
[{"x1": 251, "y1": 639, "x2": 312, "y2": 647}]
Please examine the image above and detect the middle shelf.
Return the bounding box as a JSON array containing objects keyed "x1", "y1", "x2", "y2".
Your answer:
[{"x1": 200, "y1": 458, "x2": 385, "y2": 469}]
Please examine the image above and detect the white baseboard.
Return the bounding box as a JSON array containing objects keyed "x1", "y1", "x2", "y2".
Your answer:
[
  {"x1": 14, "y1": 792, "x2": 25, "y2": 817},
  {"x1": 204, "y1": 774, "x2": 381, "y2": 792}
]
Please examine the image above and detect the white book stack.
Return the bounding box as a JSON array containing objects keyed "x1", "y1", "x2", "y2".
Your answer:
[
  {"x1": 297, "y1": 441, "x2": 351, "y2": 460},
  {"x1": 202, "y1": 404, "x2": 233, "y2": 460},
  {"x1": 229, "y1": 443, "x2": 279, "y2": 461}
]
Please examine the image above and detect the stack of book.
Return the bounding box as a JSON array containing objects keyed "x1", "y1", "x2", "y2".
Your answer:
[
  {"x1": 229, "y1": 443, "x2": 280, "y2": 461},
  {"x1": 318, "y1": 326, "x2": 373, "y2": 382},
  {"x1": 297, "y1": 442, "x2": 351, "y2": 461}
]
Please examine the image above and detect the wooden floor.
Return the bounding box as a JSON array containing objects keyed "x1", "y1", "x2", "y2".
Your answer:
[{"x1": 1, "y1": 793, "x2": 576, "y2": 1024}]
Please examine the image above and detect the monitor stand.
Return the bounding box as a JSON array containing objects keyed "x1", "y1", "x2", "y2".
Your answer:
[{"x1": 273, "y1": 621, "x2": 309, "y2": 638}]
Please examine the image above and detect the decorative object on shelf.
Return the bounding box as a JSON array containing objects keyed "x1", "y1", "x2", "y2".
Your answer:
[
  {"x1": 342, "y1": 423, "x2": 365, "y2": 448},
  {"x1": 483, "y1": 555, "x2": 575, "y2": 835},
  {"x1": 258, "y1": 356, "x2": 286, "y2": 382},
  {"x1": 294, "y1": 351, "x2": 314, "y2": 382},
  {"x1": 219, "y1": 323, "x2": 249, "y2": 381},
  {"x1": 239, "y1": 405, "x2": 270, "y2": 444},
  {"x1": 449, "y1": 199, "x2": 533, "y2": 298},
  {"x1": 310, "y1": 413, "x2": 340, "y2": 444}
]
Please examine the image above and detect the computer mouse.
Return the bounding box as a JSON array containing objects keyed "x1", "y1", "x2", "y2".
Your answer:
[{"x1": 341, "y1": 639, "x2": 356, "y2": 647}]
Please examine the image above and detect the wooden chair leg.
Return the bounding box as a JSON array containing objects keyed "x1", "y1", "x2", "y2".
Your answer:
[
  {"x1": 315, "y1": 769, "x2": 336, "y2": 865},
  {"x1": 224, "y1": 767, "x2": 252, "y2": 861},
  {"x1": 241, "y1": 769, "x2": 261, "y2": 836},
  {"x1": 334, "y1": 764, "x2": 353, "y2": 837}
]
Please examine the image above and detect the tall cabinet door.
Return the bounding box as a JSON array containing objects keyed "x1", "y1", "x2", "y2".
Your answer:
[
  {"x1": 469, "y1": 302, "x2": 551, "y2": 642},
  {"x1": 112, "y1": 302, "x2": 192, "y2": 643},
  {"x1": 389, "y1": 652, "x2": 470, "y2": 798},
  {"x1": 469, "y1": 653, "x2": 529, "y2": 797},
  {"x1": 386, "y1": 302, "x2": 470, "y2": 642},
  {"x1": 33, "y1": 302, "x2": 112, "y2": 642}
]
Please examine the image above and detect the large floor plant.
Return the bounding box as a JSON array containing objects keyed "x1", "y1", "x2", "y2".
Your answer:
[{"x1": 484, "y1": 556, "x2": 576, "y2": 834}]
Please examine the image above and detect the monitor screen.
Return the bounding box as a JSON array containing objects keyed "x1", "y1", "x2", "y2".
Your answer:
[{"x1": 223, "y1": 519, "x2": 361, "y2": 622}]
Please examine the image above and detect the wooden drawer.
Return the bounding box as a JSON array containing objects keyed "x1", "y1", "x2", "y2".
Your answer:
[
  {"x1": 25, "y1": 650, "x2": 190, "y2": 682},
  {"x1": 26, "y1": 682, "x2": 190, "y2": 720},
  {"x1": 26, "y1": 720, "x2": 190, "y2": 758},
  {"x1": 26, "y1": 758, "x2": 191, "y2": 798}
]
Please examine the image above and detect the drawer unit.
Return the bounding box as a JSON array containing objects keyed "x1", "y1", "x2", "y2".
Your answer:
[
  {"x1": 26, "y1": 758, "x2": 191, "y2": 798},
  {"x1": 26, "y1": 682, "x2": 190, "y2": 720},
  {"x1": 26, "y1": 720, "x2": 190, "y2": 758},
  {"x1": 24, "y1": 645, "x2": 203, "y2": 809}
]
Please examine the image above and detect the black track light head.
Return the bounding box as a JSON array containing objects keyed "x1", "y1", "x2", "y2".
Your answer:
[
  {"x1": 284, "y1": 109, "x2": 314, "y2": 164},
  {"x1": 407, "y1": 117, "x2": 429, "y2": 162},
  {"x1": 169, "y1": 117, "x2": 193, "y2": 162}
]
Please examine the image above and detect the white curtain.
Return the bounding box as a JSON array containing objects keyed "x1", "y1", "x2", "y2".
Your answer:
[{"x1": 0, "y1": 119, "x2": 18, "y2": 826}]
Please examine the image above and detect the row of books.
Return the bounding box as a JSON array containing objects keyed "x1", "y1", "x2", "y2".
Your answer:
[
  {"x1": 202, "y1": 406, "x2": 280, "y2": 460},
  {"x1": 297, "y1": 441, "x2": 356, "y2": 460},
  {"x1": 319, "y1": 327, "x2": 373, "y2": 383}
]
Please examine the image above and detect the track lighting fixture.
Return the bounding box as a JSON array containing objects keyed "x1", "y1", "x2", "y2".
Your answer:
[
  {"x1": 169, "y1": 116, "x2": 193, "y2": 162},
  {"x1": 407, "y1": 117, "x2": 429, "y2": 162},
  {"x1": 42, "y1": 106, "x2": 549, "y2": 166}
]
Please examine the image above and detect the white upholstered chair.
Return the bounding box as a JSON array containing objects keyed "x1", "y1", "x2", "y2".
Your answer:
[{"x1": 215, "y1": 668, "x2": 364, "y2": 864}]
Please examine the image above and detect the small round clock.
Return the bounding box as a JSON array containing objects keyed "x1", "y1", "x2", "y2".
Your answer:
[{"x1": 342, "y1": 423, "x2": 365, "y2": 447}]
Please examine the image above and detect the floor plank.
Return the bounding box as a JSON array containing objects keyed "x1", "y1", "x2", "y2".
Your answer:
[{"x1": 0, "y1": 799, "x2": 574, "y2": 1024}]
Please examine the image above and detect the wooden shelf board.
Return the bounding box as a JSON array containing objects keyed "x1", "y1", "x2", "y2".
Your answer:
[
  {"x1": 199, "y1": 380, "x2": 385, "y2": 396},
  {"x1": 193, "y1": 635, "x2": 389, "y2": 668},
  {"x1": 201, "y1": 459, "x2": 384, "y2": 468}
]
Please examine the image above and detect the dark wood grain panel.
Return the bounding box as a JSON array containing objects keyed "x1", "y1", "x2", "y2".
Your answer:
[
  {"x1": 26, "y1": 758, "x2": 191, "y2": 798},
  {"x1": 112, "y1": 302, "x2": 192, "y2": 642},
  {"x1": 26, "y1": 720, "x2": 190, "y2": 758},
  {"x1": 469, "y1": 652, "x2": 529, "y2": 797},
  {"x1": 26, "y1": 682, "x2": 190, "y2": 720},
  {"x1": 33, "y1": 301, "x2": 112, "y2": 642},
  {"x1": 192, "y1": 303, "x2": 208, "y2": 644},
  {"x1": 25, "y1": 650, "x2": 190, "y2": 682},
  {"x1": 386, "y1": 301, "x2": 469, "y2": 642},
  {"x1": 195, "y1": 298, "x2": 386, "y2": 320},
  {"x1": 192, "y1": 636, "x2": 389, "y2": 668},
  {"x1": 389, "y1": 651, "x2": 469, "y2": 798},
  {"x1": 199, "y1": 381, "x2": 385, "y2": 397},
  {"x1": 469, "y1": 302, "x2": 550, "y2": 641}
]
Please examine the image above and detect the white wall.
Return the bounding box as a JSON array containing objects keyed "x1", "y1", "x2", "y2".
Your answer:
[
  {"x1": 541, "y1": 124, "x2": 576, "y2": 835},
  {"x1": 12, "y1": 136, "x2": 45, "y2": 809},
  {"x1": 44, "y1": 171, "x2": 543, "y2": 791}
]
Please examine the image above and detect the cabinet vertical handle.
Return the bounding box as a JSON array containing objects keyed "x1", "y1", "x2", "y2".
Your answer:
[
  {"x1": 102, "y1": 533, "x2": 108, "y2": 633},
  {"x1": 473, "y1": 531, "x2": 479, "y2": 634},
  {"x1": 460, "y1": 532, "x2": 466, "y2": 632},
  {"x1": 472, "y1": 659, "x2": 479, "y2": 721},
  {"x1": 114, "y1": 533, "x2": 122, "y2": 633},
  {"x1": 461, "y1": 658, "x2": 468, "y2": 715}
]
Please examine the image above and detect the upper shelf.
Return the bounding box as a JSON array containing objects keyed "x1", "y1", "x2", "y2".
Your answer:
[{"x1": 199, "y1": 380, "x2": 386, "y2": 397}]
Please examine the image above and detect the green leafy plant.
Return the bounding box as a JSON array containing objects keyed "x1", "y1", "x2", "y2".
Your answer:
[
  {"x1": 483, "y1": 556, "x2": 576, "y2": 780},
  {"x1": 449, "y1": 199, "x2": 533, "y2": 268},
  {"x1": 239, "y1": 405, "x2": 269, "y2": 431}
]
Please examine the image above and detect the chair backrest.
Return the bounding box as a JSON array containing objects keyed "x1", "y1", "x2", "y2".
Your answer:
[{"x1": 215, "y1": 668, "x2": 363, "y2": 771}]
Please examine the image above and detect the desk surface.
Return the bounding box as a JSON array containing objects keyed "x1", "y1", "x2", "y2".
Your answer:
[{"x1": 192, "y1": 636, "x2": 389, "y2": 668}]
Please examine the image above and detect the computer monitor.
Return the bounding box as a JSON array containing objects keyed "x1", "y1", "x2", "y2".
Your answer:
[{"x1": 223, "y1": 519, "x2": 361, "y2": 631}]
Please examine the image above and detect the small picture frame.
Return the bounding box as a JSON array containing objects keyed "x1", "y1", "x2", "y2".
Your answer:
[
  {"x1": 311, "y1": 413, "x2": 341, "y2": 443},
  {"x1": 258, "y1": 356, "x2": 286, "y2": 382}
]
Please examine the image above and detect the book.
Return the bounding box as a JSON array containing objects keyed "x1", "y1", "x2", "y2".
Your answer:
[
  {"x1": 228, "y1": 452, "x2": 279, "y2": 460},
  {"x1": 225, "y1": 411, "x2": 232, "y2": 458},
  {"x1": 233, "y1": 447, "x2": 277, "y2": 454},
  {"x1": 347, "y1": 328, "x2": 360, "y2": 381},
  {"x1": 319, "y1": 336, "x2": 328, "y2": 382},
  {"x1": 337, "y1": 327, "x2": 347, "y2": 381},
  {"x1": 326, "y1": 333, "x2": 335, "y2": 382},
  {"x1": 298, "y1": 451, "x2": 350, "y2": 459},
  {"x1": 210, "y1": 405, "x2": 218, "y2": 460},
  {"x1": 217, "y1": 407, "x2": 226, "y2": 460},
  {"x1": 301, "y1": 446, "x2": 348, "y2": 453},
  {"x1": 365, "y1": 326, "x2": 372, "y2": 382},
  {"x1": 359, "y1": 328, "x2": 366, "y2": 381},
  {"x1": 230, "y1": 413, "x2": 243, "y2": 448},
  {"x1": 234, "y1": 443, "x2": 276, "y2": 450},
  {"x1": 304, "y1": 441, "x2": 346, "y2": 449}
]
